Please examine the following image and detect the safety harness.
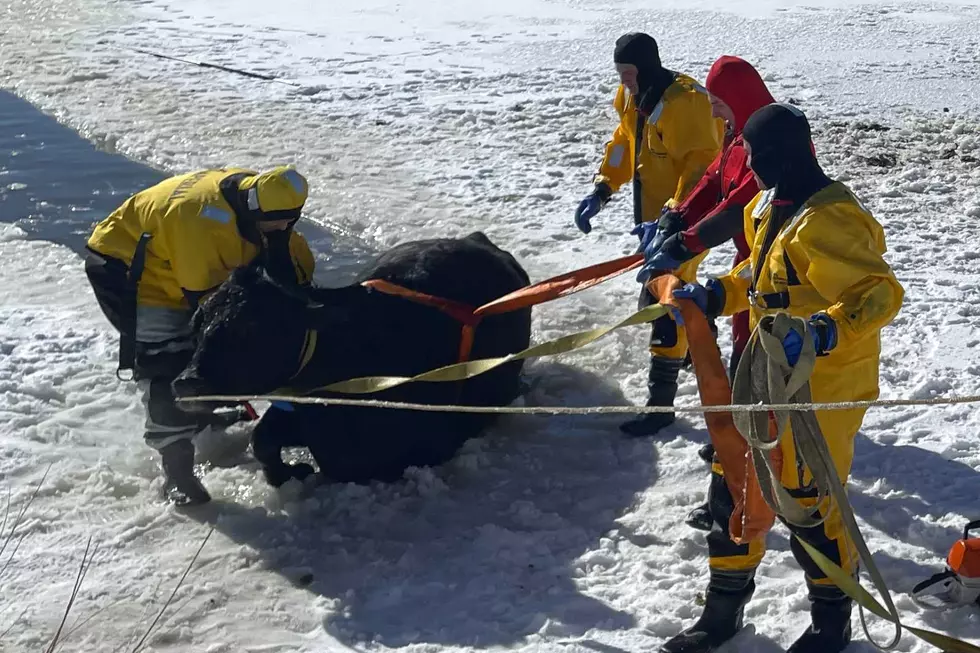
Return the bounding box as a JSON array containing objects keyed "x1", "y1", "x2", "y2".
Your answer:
[
  {"x1": 282, "y1": 254, "x2": 648, "y2": 388},
  {"x1": 116, "y1": 232, "x2": 152, "y2": 380},
  {"x1": 632, "y1": 107, "x2": 648, "y2": 227}
]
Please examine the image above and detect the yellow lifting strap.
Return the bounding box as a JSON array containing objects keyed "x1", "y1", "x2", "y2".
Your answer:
[{"x1": 305, "y1": 303, "x2": 670, "y2": 395}]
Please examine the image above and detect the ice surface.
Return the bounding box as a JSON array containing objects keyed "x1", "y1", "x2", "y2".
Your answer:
[{"x1": 1, "y1": 0, "x2": 980, "y2": 651}]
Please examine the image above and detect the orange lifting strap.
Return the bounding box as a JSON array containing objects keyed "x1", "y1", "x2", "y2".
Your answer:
[
  {"x1": 361, "y1": 259, "x2": 775, "y2": 544},
  {"x1": 647, "y1": 274, "x2": 779, "y2": 544},
  {"x1": 362, "y1": 253, "x2": 644, "y2": 363}
]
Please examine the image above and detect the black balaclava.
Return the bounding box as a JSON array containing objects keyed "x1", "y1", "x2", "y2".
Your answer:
[
  {"x1": 613, "y1": 33, "x2": 676, "y2": 113},
  {"x1": 261, "y1": 227, "x2": 301, "y2": 287},
  {"x1": 742, "y1": 103, "x2": 832, "y2": 217}
]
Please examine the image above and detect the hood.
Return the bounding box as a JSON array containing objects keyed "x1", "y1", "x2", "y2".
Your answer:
[
  {"x1": 743, "y1": 102, "x2": 832, "y2": 211},
  {"x1": 705, "y1": 56, "x2": 775, "y2": 134},
  {"x1": 238, "y1": 165, "x2": 308, "y2": 222},
  {"x1": 614, "y1": 32, "x2": 676, "y2": 112}
]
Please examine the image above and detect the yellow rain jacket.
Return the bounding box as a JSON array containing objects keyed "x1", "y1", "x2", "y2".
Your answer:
[
  {"x1": 595, "y1": 74, "x2": 724, "y2": 224},
  {"x1": 717, "y1": 182, "x2": 904, "y2": 487},
  {"x1": 87, "y1": 168, "x2": 315, "y2": 311}
]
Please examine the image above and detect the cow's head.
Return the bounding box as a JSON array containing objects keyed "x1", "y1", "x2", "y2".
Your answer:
[{"x1": 172, "y1": 264, "x2": 324, "y2": 405}]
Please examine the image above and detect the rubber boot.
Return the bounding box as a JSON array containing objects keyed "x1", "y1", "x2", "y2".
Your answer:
[
  {"x1": 620, "y1": 356, "x2": 684, "y2": 437},
  {"x1": 698, "y1": 443, "x2": 715, "y2": 464},
  {"x1": 160, "y1": 439, "x2": 211, "y2": 507},
  {"x1": 686, "y1": 504, "x2": 713, "y2": 531},
  {"x1": 686, "y1": 443, "x2": 715, "y2": 530},
  {"x1": 661, "y1": 571, "x2": 755, "y2": 653},
  {"x1": 786, "y1": 588, "x2": 853, "y2": 653}
]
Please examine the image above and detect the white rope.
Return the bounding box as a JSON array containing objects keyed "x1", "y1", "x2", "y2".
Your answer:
[{"x1": 179, "y1": 392, "x2": 980, "y2": 414}]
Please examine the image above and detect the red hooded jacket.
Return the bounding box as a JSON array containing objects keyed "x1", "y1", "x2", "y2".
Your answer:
[{"x1": 674, "y1": 56, "x2": 775, "y2": 260}]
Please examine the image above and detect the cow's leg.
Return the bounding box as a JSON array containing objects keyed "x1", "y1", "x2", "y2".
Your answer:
[
  {"x1": 303, "y1": 406, "x2": 401, "y2": 484},
  {"x1": 304, "y1": 407, "x2": 466, "y2": 484},
  {"x1": 251, "y1": 404, "x2": 315, "y2": 487}
]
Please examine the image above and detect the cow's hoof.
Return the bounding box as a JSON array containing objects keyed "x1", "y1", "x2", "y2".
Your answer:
[
  {"x1": 290, "y1": 463, "x2": 316, "y2": 482},
  {"x1": 619, "y1": 412, "x2": 676, "y2": 437},
  {"x1": 263, "y1": 463, "x2": 316, "y2": 488}
]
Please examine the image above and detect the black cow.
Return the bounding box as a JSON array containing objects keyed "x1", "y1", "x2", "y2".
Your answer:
[{"x1": 172, "y1": 232, "x2": 532, "y2": 487}]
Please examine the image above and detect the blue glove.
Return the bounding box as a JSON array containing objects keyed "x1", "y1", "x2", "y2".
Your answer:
[
  {"x1": 574, "y1": 195, "x2": 602, "y2": 234},
  {"x1": 574, "y1": 184, "x2": 613, "y2": 234},
  {"x1": 631, "y1": 210, "x2": 684, "y2": 249},
  {"x1": 631, "y1": 222, "x2": 660, "y2": 252},
  {"x1": 670, "y1": 279, "x2": 725, "y2": 326},
  {"x1": 636, "y1": 233, "x2": 695, "y2": 283},
  {"x1": 671, "y1": 283, "x2": 708, "y2": 326},
  {"x1": 270, "y1": 400, "x2": 295, "y2": 412},
  {"x1": 781, "y1": 314, "x2": 839, "y2": 366}
]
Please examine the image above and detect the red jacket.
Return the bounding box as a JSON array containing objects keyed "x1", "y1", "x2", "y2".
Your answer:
[{"x1": 675, "y1": 56, "x2": 775, "y2": 260}]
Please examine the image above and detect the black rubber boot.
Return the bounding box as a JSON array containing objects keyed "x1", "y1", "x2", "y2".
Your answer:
[
  {"x1": 160, "y1": 439, "x2": 211, "y2": 507},
  {"x1": 786, "y1": 588, "x2": 853, "y2": 653},
  {"x1": 698, "y1": 443, "x2": 715, "y2": 464},
  {"x1": 686, "y1": 504, "x2": 713, "y2": 531},
  {"x1": 620, "y1": 357, "x2": 684, "y2": 437},
  {"x1": 686, "y1": 444, "x2": 715, "y2": 530},
  {"x1": 661, "y1": 571, "x2": 755, "y2": 653}
]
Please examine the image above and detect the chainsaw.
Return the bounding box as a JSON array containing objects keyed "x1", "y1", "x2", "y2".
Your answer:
[{"x1": 911, "y1": 519, "x2": 980, "y2": 609}]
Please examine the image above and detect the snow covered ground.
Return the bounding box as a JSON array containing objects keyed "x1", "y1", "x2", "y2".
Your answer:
[{"x1": 2, "y1": 0, "x2": 980, "y2": 651}]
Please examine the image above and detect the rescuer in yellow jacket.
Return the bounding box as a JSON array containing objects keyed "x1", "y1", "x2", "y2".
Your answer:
[
  {"x1": 660, "y1": 104, "x2": 904, "y2": 653},
  {"x1": 573, "y1": 32, "x2": 724, "y2": 437},
  {"x1": 85, "y1": 166, "x2": 315, "y2": 507}
]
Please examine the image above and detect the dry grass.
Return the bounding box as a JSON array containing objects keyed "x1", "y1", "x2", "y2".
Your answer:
[
  {"x1": 0, "y1": 469, "x2": 216, "y2": 653},
  {"x1": 0, "y1": 465, "x2": 52, "y2": 582},
  {"x1": 45, "y1": 535, "x2": 99, "y2": 653},
  {"x1": 124, "y1": 527, "x2": 214, "y2": 653}
]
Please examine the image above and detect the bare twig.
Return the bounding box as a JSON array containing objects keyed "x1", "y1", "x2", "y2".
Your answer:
[
  {"x1": 149, "y1": 590, "x2": 202, "y2": 639},
  {"x1": 45, "y1": 535, "x2": 99, "y2": 653},
  {"x1": 124, "y1": 47, "x2": 300, "y2": 86},
  {"x1": 0, "y1": 607, "x2": 29, "y2": 640},
  {"x1": 112, "y1": 578, "x2": 167, "y2": 653},
  {"x1": 129, "y1": 527, "x2": 214, "y2": 653},
  {"x1": 0, "y1": 486, "x2": 12, "y2": 545},
  {"x1": 0, "y1": 533, "x2": 29, "y2": 581},
  {"x1": 60, "y1": 597, "x2": 131, "y2": 644},
  {"x1": 0, "y1": 465, "x2": 52, "y2": 581}
]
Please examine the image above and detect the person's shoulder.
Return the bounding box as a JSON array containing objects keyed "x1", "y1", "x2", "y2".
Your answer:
[
  {"x1": 666, "y1": 73, "x2": 710, "y2": 100},
  {"x1": 800, "y1": 183, "x2": 885, "y2": 243}
]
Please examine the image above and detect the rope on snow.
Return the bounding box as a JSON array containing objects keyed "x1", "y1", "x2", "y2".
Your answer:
[{"x1": 179, "y1": 391, "x2": 980, "y2": 414}]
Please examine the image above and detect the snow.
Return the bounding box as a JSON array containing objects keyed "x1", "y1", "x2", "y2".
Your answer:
[{"x1": 2, "y1": 0, "x2": 980, "y2": 651}]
